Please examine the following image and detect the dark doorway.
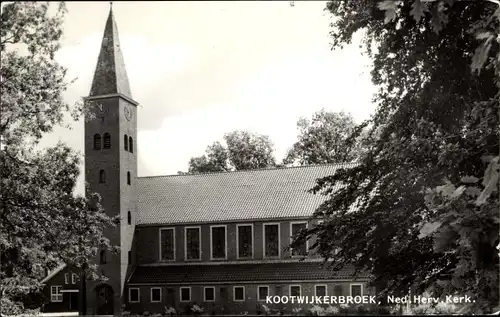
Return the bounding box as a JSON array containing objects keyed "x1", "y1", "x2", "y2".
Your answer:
[
  {"x1": 166, "y1": 288, "x2": 175, "y2": 307},
  {"x1": 69, "y1": 292, "x2": 79, "y2": 311},
  {"x1": 95, "y1": 284, "x2": 114, "y2": 315},
  {"x1": 220, "y1": 287, "x2": 228, "y2": 315}
]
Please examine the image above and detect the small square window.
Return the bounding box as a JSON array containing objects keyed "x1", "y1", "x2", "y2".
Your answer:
[
  {"x1": 350, "y1": 284, "x2": 363, "y2": 297},
  {"x1": 258, "y1": 286, "x2": 269, "y2": 301},
  {"x1": 151, "y1": 288, "x2": 162, "y2": 303},
  {"x1": 50, "y1": 286, "x2": 63, "y2": 302},
  {"x1": 233, "y1": 286, "x2": 245, "y2": 301},
  {"x1": 180, "y1": 287, "x2": 191, "y2": 302},
  {"x1": 290, "y1": 285, "x2": 301, "y2": 297},
  {"x1": 315, "y1": 285, "x2": 327, "y2": 297},
  {"x1": 204, "y1": 287, "x2": 215, "y2": 302},
  {"x1": 129, "y1": 288, "x2": 140, "y2": 303}
]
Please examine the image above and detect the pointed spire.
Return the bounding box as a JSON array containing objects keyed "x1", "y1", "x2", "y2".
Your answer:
[{"x1": 89, "y1": 4, "x2": 132, "y2": 98}]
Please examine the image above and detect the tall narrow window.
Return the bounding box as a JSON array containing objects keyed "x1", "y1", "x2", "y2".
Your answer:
[
  {"x1": 100, "y1": 250, "x2": 106, "y2": 264},
  {"x1": 185, "y1": 227, "x2": 201, "y2": 260},
  {"x1": 129, "y1": 136, "x2": 134, "y2": 153},
  {"x1": 127, "y1": 211, "x2": 132, "y2": 225},
  {"x1": 290, "y1": 222, "x2": 307, "y2": 257},
  {"x1": 128, "y1": 251, "x2": 132, "y2": 264},
  {"x1": 127, "y1": 171, "x2": 131, "y2": 185},
  {"x1": 211, "y1": 225, "x2": 227, "y2": 260},
  {"x1": 103, "y1": 133, "x2": 111, "y2": 149},
  {"x1": 160, "y1": 228, "x2": 175, "y2": 261},
  {"x1": 94, "y1": 134, "x2": 101, "y2": 150},
  {"x1": 124, "y1": 134, "x2": 128, "y2": 151},
  {"x1": 264, "y1": 224, "x2": 280, "y2": 258},
  {"x1": 99, "y1": 170, "x2": 106, "y2": 183},
  {"x1": 237, "y1": 224, "x2": 253, "y2": 258}
]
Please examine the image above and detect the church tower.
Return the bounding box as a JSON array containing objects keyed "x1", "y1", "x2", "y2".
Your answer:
[{"x1": 84, "y1": 4, "x2": 138, "y2": 315}]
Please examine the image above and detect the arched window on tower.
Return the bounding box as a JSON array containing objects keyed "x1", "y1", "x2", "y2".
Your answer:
[
  {"x1": 99, "y1": 170, "x2": 106, "y2": 183},
  {"x1": 127, "y1": 211, "x2": 132, "y2": 225},
  {"x1": 103, "y1": 133, "x2": 111, "y2": 149},
  {"x1": 94, "y1": 134, "x2": 101, "y2": 150},
  {"x1": 127, "y1": 172, "x2": 131, "y2": 185},
  {"x1": 124, "y1": 134, "x2": 128, "y2": 151},
  {"x1": 129, "y1": 136, "x2": 133, "y2": 153},
  {"x1": 100, "y1": 250, "x2": 107, "y2": 264}
]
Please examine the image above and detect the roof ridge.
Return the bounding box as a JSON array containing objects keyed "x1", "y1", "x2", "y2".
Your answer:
[{"x1": 138, "y1": 162, "x2": 357, "y2": 179}]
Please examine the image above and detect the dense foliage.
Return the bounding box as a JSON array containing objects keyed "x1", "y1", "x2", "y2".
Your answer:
[
  {"x1": 283, "y1": 109, "x2": 369, "y2": 165},
  {"x1": 292, "y1": 0, "x2": 499, "y2": 314},
  {"x1": 0, "y1": 2, "x2": 116, "y2": 314},
  {"x1": 186, "y1": 130, "x2": 276, "y2": 173}
]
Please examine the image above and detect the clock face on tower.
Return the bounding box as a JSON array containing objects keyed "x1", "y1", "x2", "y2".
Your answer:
[
  {"x1": 95, "y1": 102, "x2": 108, "y2": 118},
  {"x1": 124, "y1": 106, "x2": 133, "y2": 121}
]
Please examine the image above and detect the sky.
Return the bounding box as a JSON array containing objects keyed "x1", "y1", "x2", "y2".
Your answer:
[{"x1": 40, "y1": 1, "x2": 376, "y2": 194}]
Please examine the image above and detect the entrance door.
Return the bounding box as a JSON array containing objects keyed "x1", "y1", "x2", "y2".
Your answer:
[
  {"x1": 69, "y1": 292, "x2": 79, "y2": 311},
  {"x1": 95, "y1": 284, "x2": 114, "y2": 315}
]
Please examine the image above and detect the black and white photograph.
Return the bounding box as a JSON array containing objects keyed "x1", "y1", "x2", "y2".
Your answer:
[{"x1": 1, "y1": 1, "x2": 499, "y2": 316}]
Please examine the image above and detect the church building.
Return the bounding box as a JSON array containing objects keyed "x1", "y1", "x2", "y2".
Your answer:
[{"x1": 41, "y1": 5, "x2": 371, "y2": 316}]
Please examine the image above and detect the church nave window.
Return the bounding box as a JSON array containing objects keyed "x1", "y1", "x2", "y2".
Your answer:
[
  {"x1": 103, "y1": 133, "x2": 111, "y2": 149},
  {"x1": 124, "y1": 134, "x2": 128, "y2": 151},
  {"x1": 94, "y1": 134, "x2": 101, "y2": 150},
  {"x1": 99, "y1": 170, "x2": 106, "y2": 183},
  {"x1": 159, "y1": 228, "x2": 175, "y2": 261}
]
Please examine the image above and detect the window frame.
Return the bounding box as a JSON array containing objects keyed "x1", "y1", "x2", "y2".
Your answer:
[
  {"x1": 290, "y1": 221, "x2": 308, "y2": 257},
  {"x1": 314, "y1": 284, "x2": 327, "y2": 297},
  {"x1": 179, "y1": 287, "x2": 191, "y2": 302},
  {"x1": 72, "y1": 273, "x2": 78, "y2": 284},
  {"x1": 263, "y1": 223, "x2": 281, "y2": 258},
  {"x1": 94, "y1": 134, "x2": 102, "y2": 150},
  {"x1": 50, "y1": 285, "x2": 63, "y2": 302},
  {"x1": 64, "y1": 273, "x2": 69, "y2": 284},
  {"x1": 350, "y1": 283, "x2": 363, "y2": 297},
  {"x1": 159, "y1": 227, "x2": 176, "y2": 262},
  {"x1": 289, "y1": 285, "x2": 301, "y2": 297},
  {"x1": 128, "y1": 288, "x2": 140, "y2": 303},
  {"x1": 210, "y1": 224, "x2": 228, "y2": 260},
  {"x1": 100, "y1": 250, "x2": 106, "y2": 264},
  {"x1": 203, "y1": 286, "x2": 216, "y2": 302},
  {"x1": 150, "y1": 287, "x2": 162, "y2": 303},
  {"x1": 129, "y1": 136, "x2": 134, "y2": 153},
  {"x1": 233, "y1": 286, "x2": 245, "y2": 302},
  {"x1": 184, "y1": 226, "x2": 202, "y2": 261},
  {"x1": 257, "y1": 285, "x2": 269, "y2": 301},
  {"x1": 236, "y1": 224, "x2": 254, "y2": 259},
  {"x1": 99, "y1": 170, "x2": 106, "y2": 184},
  {"x1": 103, "y1": 132, "x2": 111, "y2": 149}
]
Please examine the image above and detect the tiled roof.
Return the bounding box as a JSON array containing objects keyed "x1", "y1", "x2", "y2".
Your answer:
[
  {"x1": 136, "y1": 163, "x2": 355, "y2": 225},
  {"x1": 128, "y1": 262, "x2": 369, "y2": 284}
]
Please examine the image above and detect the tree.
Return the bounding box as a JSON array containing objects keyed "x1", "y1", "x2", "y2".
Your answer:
[
  {"x1": 0, "y1": 2, "x2": 116, "y2": 314},
  {"x1": 186, "y1": 131, "x2": 276, "y2": 173},
  {"x1": 291, "y1": 0, "x2": 499, "y2": 314},
  {"x1": 283, "y1": 109, "x2": 369, "y2": 165}
]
